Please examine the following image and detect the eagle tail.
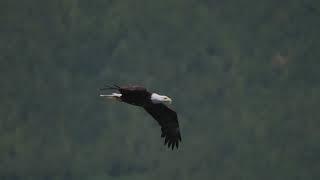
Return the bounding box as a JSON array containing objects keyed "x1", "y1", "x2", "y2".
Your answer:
[{"x1": 100, "y1": 93, "x2": 122, "y2": 101}]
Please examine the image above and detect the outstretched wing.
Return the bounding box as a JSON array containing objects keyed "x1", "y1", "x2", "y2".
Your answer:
[
  {"x1": 119, "y1": 85, "x2": 147, "y2": 92},
  {"x1": 100, "y1": 84, "x2": 147, "y2": 93},
  {"x1": 144, "y1": 104, "x2": 182, "y2": 150}
]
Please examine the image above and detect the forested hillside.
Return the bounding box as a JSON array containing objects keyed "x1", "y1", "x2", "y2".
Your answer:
[{"x1": 1, "y1": 0, "x2": 320, "y2": 179}]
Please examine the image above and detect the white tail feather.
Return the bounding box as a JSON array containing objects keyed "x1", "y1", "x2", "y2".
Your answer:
[{"x1": 100, "y1": 93, "x2": 122, "y2": 100}]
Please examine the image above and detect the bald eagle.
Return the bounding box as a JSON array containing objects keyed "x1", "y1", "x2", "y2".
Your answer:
[{"x1": 100, "y1": 84, "x2": 182, "y2": 150}]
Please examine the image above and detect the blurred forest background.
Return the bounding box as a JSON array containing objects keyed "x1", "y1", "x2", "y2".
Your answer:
[{"x1": 1, "y1": 0, "x2": 320, "y2": 179}]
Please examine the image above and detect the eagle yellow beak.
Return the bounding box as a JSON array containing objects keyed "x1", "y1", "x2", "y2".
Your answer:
[{"x1": 166, "y1": 97, "x2": 172, "y2": 104}]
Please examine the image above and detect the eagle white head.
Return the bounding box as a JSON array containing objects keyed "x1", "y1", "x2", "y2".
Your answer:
[{"x1": 151, "y1": 93, "x2": 172, "y2": 104}]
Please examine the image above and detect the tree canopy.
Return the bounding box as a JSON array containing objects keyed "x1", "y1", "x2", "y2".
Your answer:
[{"x1": 1, "y1": 0, "x2": 320, "y2": 179}]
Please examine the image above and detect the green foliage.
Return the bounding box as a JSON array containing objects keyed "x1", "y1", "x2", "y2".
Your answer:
[{"x1": 1, "y1": 0, "x2": 320, "y2": 179}]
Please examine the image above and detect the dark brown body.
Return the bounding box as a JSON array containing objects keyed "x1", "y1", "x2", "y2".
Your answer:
[{"x1": 117, "y1": 86, "x2": 152, "y2": 107}]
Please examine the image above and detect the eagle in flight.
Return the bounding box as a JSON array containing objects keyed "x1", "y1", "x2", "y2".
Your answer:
[{"x1": 100, "y1": 84, "x2": 182, "y2": 150}]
